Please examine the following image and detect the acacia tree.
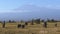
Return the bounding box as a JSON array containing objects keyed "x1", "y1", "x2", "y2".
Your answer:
[
  {"x1": 41, "y1": 19, "x2": 44, "y2": 22},
  {"x1": 47, "y1": 18, "x2": 56, "y2": 22},
  {"x1": 51, "y1": 19, "x2": 55, "y2": 22},
  {"x1": 0, "y1": 21, "x2": 2, "y2": 23},
  {"x1": 12, "y1": 20, "x2": 16, "y2": 23},
  {"x1": 8, "y1": 20, "x2": 16, "y2": 23},
  {"x1": 9, "y1": 20, "x2": 11, "y2": 23},
  {"x1": 35, "y1": 18, "x2": 40, "y2": 24},
  {"x1": 47, "y1": 18, "x2": 50, "y2": 22}
]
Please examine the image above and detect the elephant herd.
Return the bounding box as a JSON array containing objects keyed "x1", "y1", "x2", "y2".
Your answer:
[{"x1": 2, "y1": 20, "x2": 57, "y2": 28}]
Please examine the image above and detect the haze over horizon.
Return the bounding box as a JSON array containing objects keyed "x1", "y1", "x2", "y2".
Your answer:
[{"x1": 0, "y1": 0, "x2": 60, "y2": 21}]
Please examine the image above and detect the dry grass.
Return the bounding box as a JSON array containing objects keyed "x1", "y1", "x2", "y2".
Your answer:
[{"x1": 0, "y1": 22, "x2": 60, "y2": 34}]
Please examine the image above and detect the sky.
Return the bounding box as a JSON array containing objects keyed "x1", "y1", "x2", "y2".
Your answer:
[{"x1": 0, "y1": 0, "x2": 60, "y2": 21}]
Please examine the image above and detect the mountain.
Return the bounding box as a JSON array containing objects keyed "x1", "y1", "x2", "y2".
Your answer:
[{"x1": 0, "y1": 5, "x2": 60, "y2": 21}]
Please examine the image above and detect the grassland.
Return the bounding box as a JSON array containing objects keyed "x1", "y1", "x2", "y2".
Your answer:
[{"x1": 0, "y1": 22, "x2": 60, "y2": 34}]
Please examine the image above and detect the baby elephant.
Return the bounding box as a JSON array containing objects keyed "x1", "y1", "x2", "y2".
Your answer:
[
  {"x1": 21, "y1": 25, "x2": 25, "y2": 28},
  {"x1": 18, "y1": 24, "x2": 21, "y2": 28}
]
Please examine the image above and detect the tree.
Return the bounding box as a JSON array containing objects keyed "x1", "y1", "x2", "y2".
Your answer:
[
  {"x1": 51, "y1": 19, "x2": 55, "y2": 22},
  {"x1": 8, "y1": 20, "x2": 16, "y2": 23},
  {"x1": 12, "y1": 20, "x2": 16, "y2": 23},
  {"x1": 0, "y1": 21, "x2": 2, "y2": 23},
  {"x1": 41, "y1": 20, "x2": 44, "y2": 22},
  {"x1": 47, "y1": 18, "x2": 50, "y2": 22},
  {"x1": 35, "y1": 18, "x2": 40, "y2": 24},
  {"x1": 9, "y1": 20, "x2": 11, "y2": 23},
  {"x1": 47, "y1": 18, "x2": 56, "y2": 22}
]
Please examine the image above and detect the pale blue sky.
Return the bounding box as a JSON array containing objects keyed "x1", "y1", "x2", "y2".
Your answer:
[
  {"x1": 0, "y1": 0, "x2": 60, "y2": 20},
  {"x1": 0, "y1": 0, "x2": 60, "y2": 10}
]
